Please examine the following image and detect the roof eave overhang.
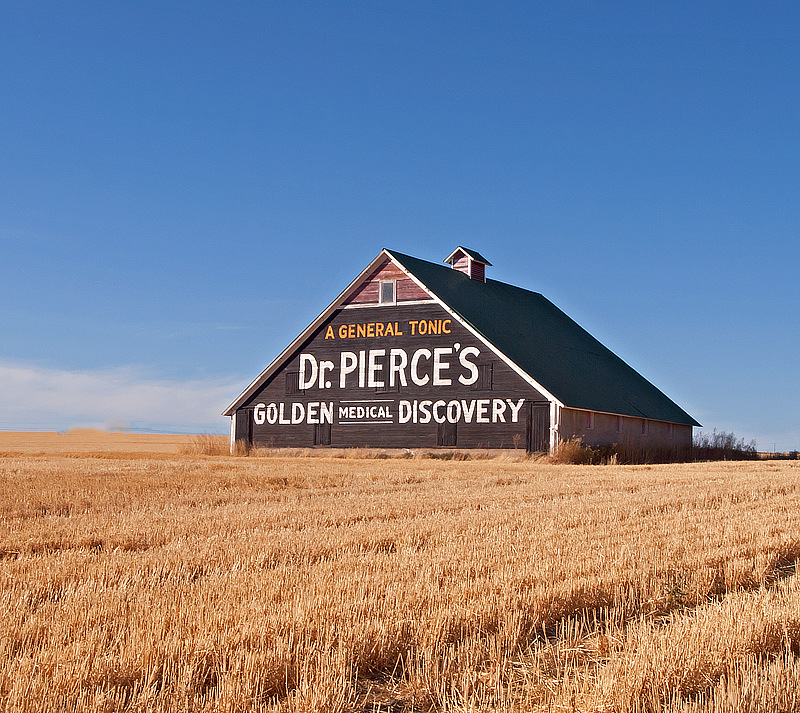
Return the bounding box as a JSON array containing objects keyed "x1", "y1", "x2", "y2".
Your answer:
[{"x1": 559, "y1": 404, "x2": 701, "y2": 428}]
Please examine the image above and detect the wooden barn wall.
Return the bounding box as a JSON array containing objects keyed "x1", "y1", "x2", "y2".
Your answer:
[
  {"x1": 560, "y1": 408, "x2": 693, "y2": 460},
  {"x1": 345, "y1": 259, "x2": 429, "y2": 305},
  {"x1": 238, "y1": 301, "x2": 548, "y2": 449},
  {"x1": 452, "y1": 254, "x2": 470, "y2": 272}
]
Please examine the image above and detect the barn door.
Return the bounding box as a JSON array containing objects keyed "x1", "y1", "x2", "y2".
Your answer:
[
  {"x1": 234, "y1": 409, "x2": 253, "y2": 449},
  {"x1": 437, "y1": 421, "x2": 457, "y2": 447},
  {"x1": 529, "y1": 402, "x2": 550, "y2": 453},
  {"x1": 314, "y1": 423, "x2": 331, "y2": 446}
]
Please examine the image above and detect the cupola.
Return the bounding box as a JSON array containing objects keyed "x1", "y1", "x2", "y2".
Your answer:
[{"x1": 444, "y1": 246, "x2": 492, "y2": 283}]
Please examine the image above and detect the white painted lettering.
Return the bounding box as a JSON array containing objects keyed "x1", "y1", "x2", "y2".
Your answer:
[
  {"x1": 389, "y1": 348, "x2": 408, "y2": 387},
  {"x1": 458, "y1": 346, "x2": 480, "y2": 385},
  {"x1": 266, "y1": 403, "x2": 278, "y2": 424},
  {"x1": 507, "y1": 398, "x2": 525, "y2": 423},
  {"x1": 492, "y1": 399, "x2": 507, "y2": 423},
  {"x1": 299, "y1": 354, "x2": 318, "y2": 390},
  {"x1": 253, "y1": 403, "x2": 266, "y2": 425},
  {"x1": 446, "y1": 400, "x2": 461, "y2": 423},
  {"x1": 367, "y1": 349, "x2": 385, "y2": 388},
  {"x1": 340, "y1": 352, "x2": 358, "y2": 388},
  {"x1": 320, "y1": 402, "x2": 333, "y2": 424},
  {"x1": 411, "y1": 348, "x2": 431, "y2": 386},
  {"x1": 432, "y1": 399, "x2": 447, "y2": 423},
  {"x1": 418, "y1": 400, "x2": 432, "y2": 424},
  {"x1": 432, "y1": 347, "x2": 452, "y2": 386},
  {"x1": 318, "y1": 360, "x2": 335, "y2": 389},
  {"x1": 306, "y1": 402, "x2": 319, "y2": 424},
  {"x1": 476, "y1": 399, "x2": 490, "y2": 423},
  {"x1": 399, "y1": 400, "x2": 412, "y2": 423},
  {"x1": 291, "y1": 402, "x2": 305, "y2": 424},
  {"x1": 461, "y1": 400, "x2": 476, "y2": 423}
]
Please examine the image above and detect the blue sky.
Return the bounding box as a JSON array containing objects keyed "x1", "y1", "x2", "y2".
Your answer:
[{"x1": 1, "y1": 1, "x2": 798, "y2": 449}]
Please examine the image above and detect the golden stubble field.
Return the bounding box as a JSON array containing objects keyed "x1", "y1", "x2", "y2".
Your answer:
[{"x1": 1, "y1": 433, "x2": 800, "y2": 712}]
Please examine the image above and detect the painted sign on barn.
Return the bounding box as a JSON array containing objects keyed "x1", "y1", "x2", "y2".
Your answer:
[{"x1": 233, "y1": 302, "x2": 549, "y2": 450}]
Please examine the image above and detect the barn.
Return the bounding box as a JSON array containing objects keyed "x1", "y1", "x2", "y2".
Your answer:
[{"x1": 224, "y1": 247, "x2": 700, "y2": 458}]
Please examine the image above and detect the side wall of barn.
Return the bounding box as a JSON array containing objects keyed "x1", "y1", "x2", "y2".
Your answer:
[{"x1": 560, "y1": 408, "x2": 693, "y2": 461}]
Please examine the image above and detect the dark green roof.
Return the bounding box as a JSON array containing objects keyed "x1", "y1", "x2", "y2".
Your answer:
[{"x1": 389, "y1": 249, "x2": 700, "y2": 427}]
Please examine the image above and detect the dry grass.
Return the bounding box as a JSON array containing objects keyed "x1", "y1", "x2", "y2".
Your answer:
[
  {"x1": 0, "y1": 429, "x2": 197, "y2": 456},
  {"x1": 179, "y1": 434, "x2": 232, "y2": 456},
  {"x1": 1, "y1": 442, "x2": 800, "y2": 711}
]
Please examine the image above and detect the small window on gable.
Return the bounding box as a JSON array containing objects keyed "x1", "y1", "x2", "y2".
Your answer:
[
  {"x1": 285, "y1": 372, "x2": 303, "y2": 395},
  {"x1": 641, "y1": 419, "x2": 649, "y2": 436},
  {"x1": 379, "y1": 280, "x2": 396, "y2": 305},
  {"x1": 471, "y1": 363, "x2": 493, "y2": 391},
  {"x1": 586, "y1": 411, "x2": 595, "y2": 430},
  {"x1": 616, "y1": 415, "x2": 623, "y2": 433}
]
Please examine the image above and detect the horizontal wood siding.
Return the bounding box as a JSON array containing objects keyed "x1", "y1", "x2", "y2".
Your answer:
[
  {"x1": 450, "y1": 252, "x2": 484, "y2": 281},
  {"x1": 239, "y1": 302, "x2": 547, "y2": 450},
  {"x1": 452, "y1": 254, "x2": 469, "y2": 273},
  {"x1": 560, "y1": 408, "x2": 693, "y2": 460},
  {"x1": 346, "y1": 259, "x2": 430, "y2": 304}
]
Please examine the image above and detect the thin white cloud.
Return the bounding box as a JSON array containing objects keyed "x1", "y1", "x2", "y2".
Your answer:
[{"x1": 0, "y1": 361, "x2": 246, "y2": 432}]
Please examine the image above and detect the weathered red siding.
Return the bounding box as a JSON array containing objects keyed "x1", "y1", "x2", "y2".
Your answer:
[
  {"x1": 450, "y1": 252, "x2": 484, "y2": 281},
  {"x1": 452, "y1": 254, "x2": 470, "y2": 272},
  {"x1": 345, "y1": 259, "x2": 429, "y2": 304}
]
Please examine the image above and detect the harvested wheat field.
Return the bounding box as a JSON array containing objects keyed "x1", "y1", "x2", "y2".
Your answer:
[
  {"x1": 1, "y1": 438, "x2": 800, "y2": 712},
  {"x1": 0, "y1": 429, "x2": 198, "y2": 456}
]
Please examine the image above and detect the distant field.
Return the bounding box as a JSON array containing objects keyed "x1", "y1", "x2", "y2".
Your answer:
[
  {"x1": 0, "y1": 429, "x2": 199, "y2": 455},
  {"x1": 1, "y1": 442, "x2": 800, "y2": 711}
]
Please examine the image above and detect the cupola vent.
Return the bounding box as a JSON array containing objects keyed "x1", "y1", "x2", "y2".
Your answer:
[{"x1": 444, "y1": 247, "x2": 492, "y2": 282}]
